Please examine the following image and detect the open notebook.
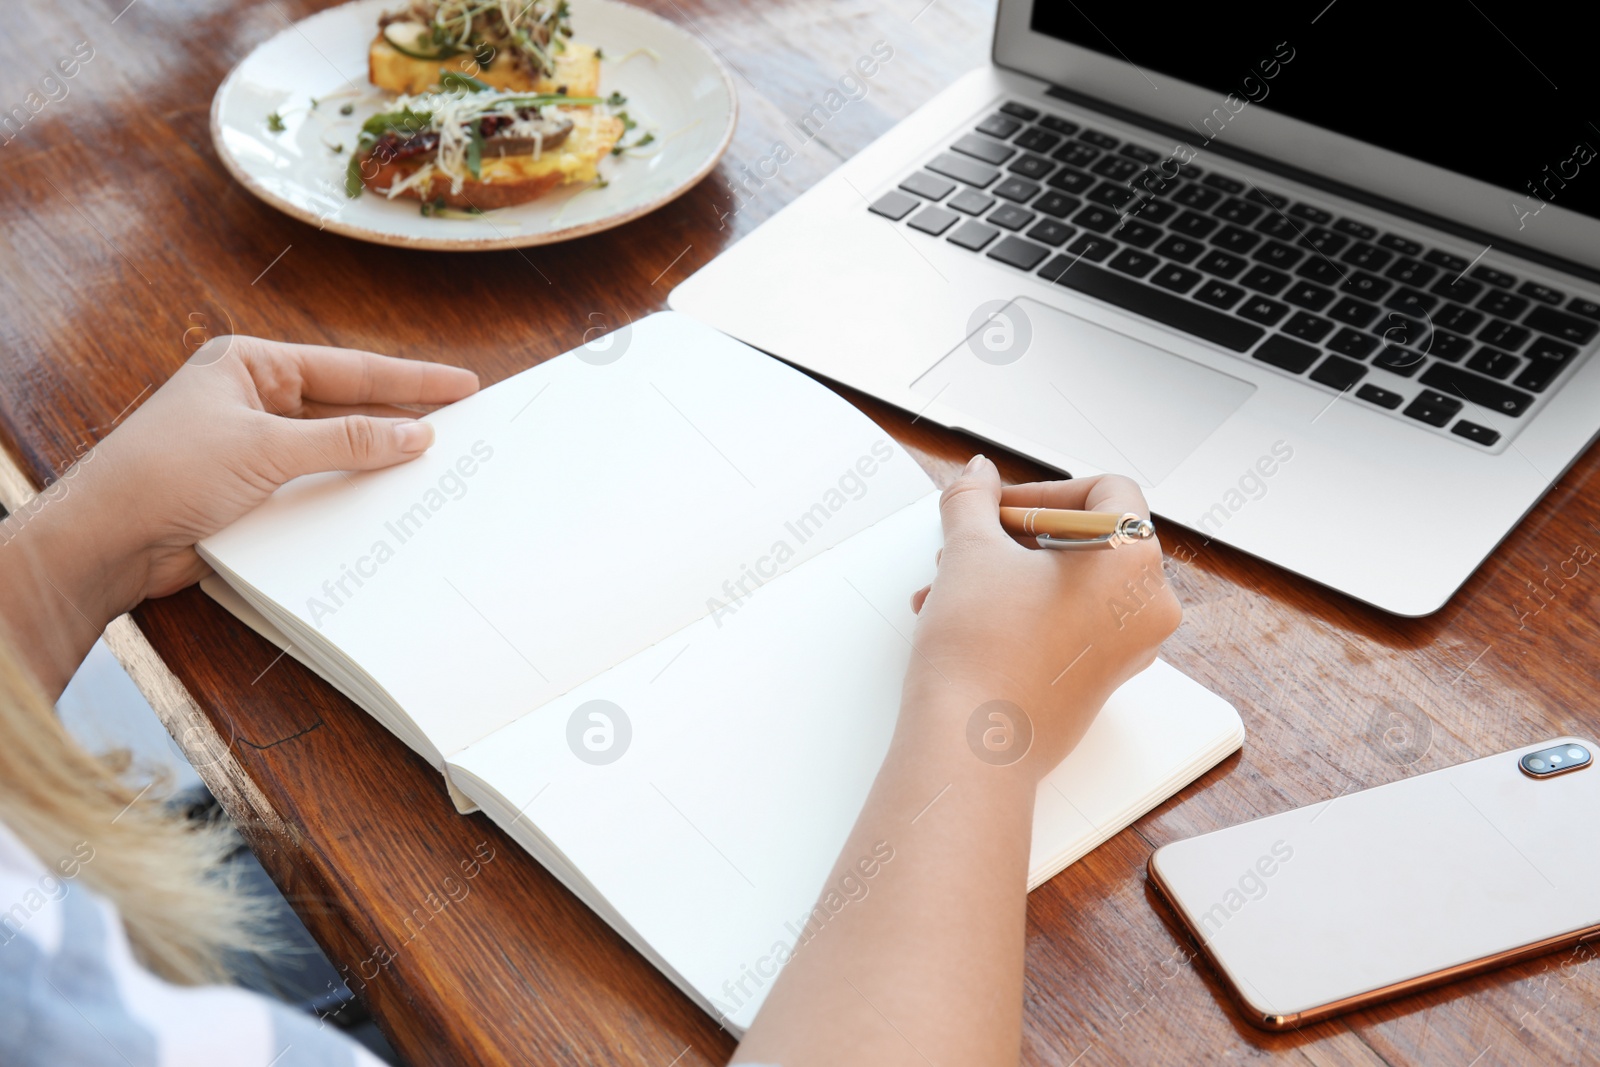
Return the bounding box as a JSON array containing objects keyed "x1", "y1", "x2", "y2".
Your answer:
[{"x1": 199, "y1": 311, "x2": 1243, "y2": 1033}]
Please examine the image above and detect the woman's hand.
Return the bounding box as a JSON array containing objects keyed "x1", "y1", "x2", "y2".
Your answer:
[
  {"x1": 0, "y1": 335, "x2": 479, "y2": 696},
  {"x1": 905, "y1": 454, "x2": 1181, "y2": 778}
]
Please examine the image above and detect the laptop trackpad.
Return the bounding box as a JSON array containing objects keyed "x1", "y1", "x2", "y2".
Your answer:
[{"x1": 910, "y1": 297, "x2": 1255, "y2": 486}]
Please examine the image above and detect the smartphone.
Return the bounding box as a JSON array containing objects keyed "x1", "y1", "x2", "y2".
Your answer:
[{"x1": 1148, "y1": 737, "x2": 1600, "y2": 1030}]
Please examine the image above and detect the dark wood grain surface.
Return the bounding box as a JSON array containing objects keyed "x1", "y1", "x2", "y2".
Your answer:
[{"x1": 4, "y1": 1, "x2": 1600, "y2": 1064}]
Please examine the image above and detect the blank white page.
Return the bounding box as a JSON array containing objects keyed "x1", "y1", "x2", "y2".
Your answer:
[
  {"x1": 199, "y1": 312, "x2": 933, "y2": 763},
  {"x1": 448, "y1": 493, "x2": 1244, "y2": 1032}
]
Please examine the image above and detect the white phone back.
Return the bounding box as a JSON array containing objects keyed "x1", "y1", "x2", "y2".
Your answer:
[{"x1": 1149, "y1": 738, "x2": 1600, "y2": 1027}]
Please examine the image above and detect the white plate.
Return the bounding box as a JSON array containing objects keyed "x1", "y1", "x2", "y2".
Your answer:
[{"x1": 211, "y1": 0, "x2": 737, "y2": 250}]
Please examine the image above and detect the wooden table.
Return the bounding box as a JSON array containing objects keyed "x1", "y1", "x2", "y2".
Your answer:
[{"x1": 4, "y1": 1, "x2": 1599, "y2": 1063}]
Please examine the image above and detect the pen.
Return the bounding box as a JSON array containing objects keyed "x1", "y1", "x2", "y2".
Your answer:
[{"x1": 998, "y1": 507, "x2": 1156, "y2": 550}]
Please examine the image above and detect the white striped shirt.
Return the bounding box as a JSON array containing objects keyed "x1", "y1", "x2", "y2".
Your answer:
[{"x1": 0, "y1": 818, "x2": 382, "y2": 1067}]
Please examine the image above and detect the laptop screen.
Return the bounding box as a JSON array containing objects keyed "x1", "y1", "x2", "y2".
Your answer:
[{"x1": 1031, "y1": 4, "x2": 1600, "y2": 224}]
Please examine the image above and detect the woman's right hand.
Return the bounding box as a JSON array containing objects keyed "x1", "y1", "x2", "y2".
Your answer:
[{"x1": 904, "y1": 455, "x2": 1182, "y2": 779}]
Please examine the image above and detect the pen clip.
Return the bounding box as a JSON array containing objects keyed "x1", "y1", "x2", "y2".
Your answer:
[{"x1": 1034, "y1": 515, "x2": 1156, "y2": 551}]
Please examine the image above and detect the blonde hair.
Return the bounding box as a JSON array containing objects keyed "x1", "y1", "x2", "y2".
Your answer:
[{"x1": 0, "y1": 634, "x2": 274, "y2": 984}]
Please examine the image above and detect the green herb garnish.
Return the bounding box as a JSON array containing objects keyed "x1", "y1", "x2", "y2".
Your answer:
[
  {"x1": 606, "y1": 91, "x2": 627, "y2": 108},
  {"x1": 267, "y1": 111, "x2": 286, "y2": 132},
  {"x1": 340, "y1": 103, "x2": 354, "y2": 116},
  {"x1": 438, "y1": 69, "x2": 491, "y2": 93}
]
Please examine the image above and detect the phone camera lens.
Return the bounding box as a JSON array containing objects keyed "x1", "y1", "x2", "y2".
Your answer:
[
  {"x1": 1569, "y1": 747, "x2": 1587, "y2": 761},
  {"x1": 1529, "y1": 757, "x2": 1548, "y2": 771}
]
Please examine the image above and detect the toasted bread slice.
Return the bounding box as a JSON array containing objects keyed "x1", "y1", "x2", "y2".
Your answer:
[
  {"x1": 368, "y1": 39, "x2": 602, "y2": 97},
  {"x1": 363, "y1": 109, "x2": 624, "y2": 209}
]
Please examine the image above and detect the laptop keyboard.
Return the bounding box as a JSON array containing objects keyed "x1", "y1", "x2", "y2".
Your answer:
[{"x1": 869, "y1": 100, "x2": 1600, "y2": 449}]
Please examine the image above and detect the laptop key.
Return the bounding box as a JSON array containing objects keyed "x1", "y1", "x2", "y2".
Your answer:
[
  {"x1": 1515, "y1": 357, "x2": 1567, "y2": 392},
  {"x1": 1283, "y1": 282, "x2": 1334, "y2": 311},
  {"x1": 1108, "y1": 249, "x2": 1158, "y2": 277},
  {"x1": 1211, "y1": 225, "x2": 1260, "y2": 253},
  {"x1": 1301, "y1": 227, "x2": 1348, "y2": 255},
  {"x1": 1194, "y1": 280, "x2": 1246, "y2": 309},
  {"x1": 1214, "y1": 198, "x2": 1263, "y2": 224},
  {"x1": 1037, "y1": 253, "x2": 1078, "y2": 282},
  {"x1": 1357, "y1": 383, "x2": 1404, "y2": 408},
  {"x1": 1378, "y1": 233, "x2": 1423, "y2": 256},
  {"x1": 1052, "y1": 142, "x2": 1100, "y2": 168},
  {"x1": 1340, "y1": 242, "x2": 1392, "y2": 270},
  {"x1": 1430, "y1": 331, "x2": 1475, "y2": 362},
  {"x1": 948, "y1": 189, "x2": 995, "y2": 215},
  {"x1": 1155, "y1": 235, "x2": 1205, "y2": 264},
  {"x1": 1129, "y1": 199, "x2": 1177, "y2": 224},
  {"x1": 1478, "y1": 320, "x2": 1530, "y2": 350},
  {"x1": 1254, "y1": 241, "x2": 1304, "y2": 269},
  {"x1": 1567, "y1": 297, "x2": 1600, "y2": 320},
  {"x1": 976, "y1": 113, "x2": 1023, "y2": 139},
  {"x1": 947, "y1": 219, "x2": 1000, "y2": 251},
  {"x1": 1289, "y1": 203, "x2": 1332, "y2": 224},
  {"x1": 1467, "y1": 347, "x2": 1519, "y2": 379},
  {"x1": 1419, "y1": 364, "x2": 1535, "y2": 415},
  {"x1": 993, "y1": 177, "x2": 1041, "y2": 203},
  {"x1": 1329, "y1": 327, "x2": 1379, "y2": 358},
  {"x1": 1518, "y1": 281, "x2": 1563, "y2": 305},
  {"x1": 1334, "y1": 218, "x2": 1377, "y2": 240},
  {"x1": 1430, "y1": 276, "x2": 1483, "y2": 304},
  {"x1": 1373, "y1": 344, "x2": 1426, "y2": 377},
  {"x1": 1283, "y1": 311, "x2": 1334, "y2": 343},
  {"x1": 1385, "y1": 287, "x2": 1438, "y2": 317},
  {"x1": 927, "y1": 153, "x2": 999, "y2": 188},
  {"x1": 987, "y1": 235, "x2": 1050, "y2": 272},
  {"x1": 999, "y1": 102, "x2": 1039, "y2": 121},
  {"x1": 1091, "y1": 156, "x2": 1143, "y2": 181},
  {"x1": 1526, "y1": 305, "x2": 1599, "y2": 344},
  {"x1": 1253, "y1": 335, "x2": 1321, "y2": 373},
  {"x1": 1117, "y1": 220, "x2": 1163, "y2": 248},
  {"x1": 1150, "y1": 264, "x2": 1202, "y2": 293},
  {"x1": 1435, "y1": 303, "x2": 1484, "y2": 333},
  {"x1": 987, "y1": 204, "x2": 1036, "y2": 231},
  {"x1": 1034, "y1": 192, "x2": 1081, "y2": 218},
  {"x1": 1196, "y1": 249, "x2": 1246, "y2": 277},
  {"x1": 1238, "y1": 296, "x2": 1289, "y2": 325},
  {"x1": 1385, "y1": 257, "x2": 1436, "y2": 286},
  {"x1": 1078, "y1": 129, "x2": 1119, "y2": 149},
  {"x1": 1452, "y1": 420, "x2": 1501, "y2": 446},
  {"x1": 1173, "y1": 183, "x2": 1222, "y2": 210},
  {"x1": 900, "y1": 171, "x2": 956, "y2": 201},
  {"x1": 1026, "y1": 220, "x2": 1076, "y2": 247},
  {"x1": 1046, "y1": 167, "x2": 1096, "y2": 195},
  {"x1": 1297, "y1": 259, "x2": 1345, "y2": 287},
  {"x1": 908, "y1": 206, "x2": 959, "y2": 236},
  {"x1": 1471, "y1": 265, "x2": 1517, "y2": 288},
  {"x1": 1311, "y1": 354, "x2": 1367, "y2": 390},
  {"x1": 1203, "y1": 173, "x2": 1245, "y2": 194},
  {"x1": 1065, "y1": 234, "x2": 1118, "y2": 262},
  {"x1": 1477, "y1": 291, "x2": 1529, "y2": 319},
  {"x1": 1053, "y1": 262, "x2": 1266, "y2": 351},
  {"x1": 1239, "y1": 265, "x2": 1290, "y2": 295},
  {"x1": 1008, "y1": 154, "x2": 1055, "y2": 180},
  {"x1": 1246, "y1": 188, "x2": 1290, "y2": 209},
  {"x1": 1329, "y1": 296, "x2": 1379, "y2": 327},
  {"x1": 1173, "y1": 211, "x2": 1221, "y2": 239},
  {"x1": 1120, "y1": 143, "x2": 1161, "y2": 164},
  {"x1": 868, "y1": 190, "x2": 920, "y2": 221},
  {"x1": 1039, "y1": 115, "x2": 1079, "y2": 135},
  {"x1": 1254, "y1": 215, "x2": 1298, "y2": 241},
  {"x1": 1014, "y1": 128, "x2": 1061, "y2": 153},
  {"x1": 1088, "y1": 183, "x2": 1138, "y2": 209},
  {"x1": 1527, "y1": 336, "x2": 1578, "y2": 364},
  {"x1": 1072, "y1": 205, "x2": 1121, "y2": 233},
  {"x1": 953, "y1": 133, "x2": 1014, "y2": 165},
  {"x1": 1424, "y1": 249, "x2": 1470, "y2": 272},
  {"x1": 1403, "y1": 389, "x2": 1463, "y2": 426}
]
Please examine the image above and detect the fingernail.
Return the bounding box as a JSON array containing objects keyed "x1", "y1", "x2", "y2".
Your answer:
[
  {"x1": 964, "y1": 454, "x2": 986, "y2": 473},
  {"x1": 396, "y1": 421, "x2": 433, "y2": 453}
]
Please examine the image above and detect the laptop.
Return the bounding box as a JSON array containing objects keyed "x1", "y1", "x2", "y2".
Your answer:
[{"x1": 668, "y1": 1, "x2": 1600, "y2": 616}]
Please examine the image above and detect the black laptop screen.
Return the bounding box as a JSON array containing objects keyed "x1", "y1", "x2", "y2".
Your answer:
[{"x1": 1030, "y1": 3, "x2": 1600, "y2": 223}]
